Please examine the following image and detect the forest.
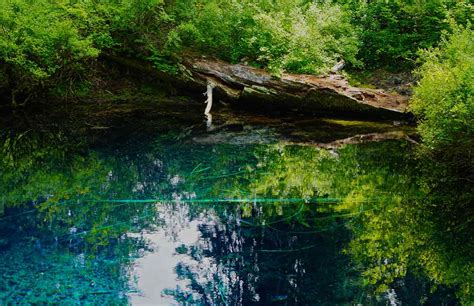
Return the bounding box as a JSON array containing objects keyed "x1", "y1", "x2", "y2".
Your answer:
[{"x1": 0, "y1": 0, "x2": 473, "y2": 304}]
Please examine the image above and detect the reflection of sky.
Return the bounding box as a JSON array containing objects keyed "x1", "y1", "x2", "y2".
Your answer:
[
  {"x1": 128, "y1": 202, "x2": 253, "y2": 305},
  {"x1": 130, "y1": 222, "x2": 201, "y2": 304},
  {"x1": 130, "y1": 203, "x2": 207, "y2": 304}
]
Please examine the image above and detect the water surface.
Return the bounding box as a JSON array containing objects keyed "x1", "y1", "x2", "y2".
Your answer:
[{"x1": 0, "y1": 102, "x2": 472, "y2": 304}]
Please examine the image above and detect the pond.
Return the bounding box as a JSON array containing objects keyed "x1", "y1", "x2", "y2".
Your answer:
[{"x1": 0, "y1": 100, "x2": 472, "y2": 305}]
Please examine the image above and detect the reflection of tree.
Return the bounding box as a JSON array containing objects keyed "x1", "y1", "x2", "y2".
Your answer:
[
  {"x1": 157, "y1": 144, "x2": 365, "y2": 302},
  {"x1": 0, "y1": 129, "x2": 163, "y2": 303},
  {"x1": 318, "y1": 141, "x2": 474, "y2": 304},
  {"x1": 0, "y1": 129, "x2": 160, "y2": 246},
  {"x1": 1, "y1": 122, "x2": 471, "y2": 304},
  {"x1": 163, "y1": 204, "x2": 363, "y2": 305},
  {"x1": 165, "y1": 141, "x2": 472, "y2": 304}
]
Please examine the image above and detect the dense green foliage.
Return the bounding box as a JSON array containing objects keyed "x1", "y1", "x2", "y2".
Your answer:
[
  {"x1": 1, "y1": 0, "x2": 471, "y2": 102},
  {"x1": 0, "y1": 0, "x2": 172, "y2": 101},
  {"x1": 338, "y1": 0, "x2": 473, "y2": 69},
  {"x1": 0, "y1": 0, "x2": 360, "y2": 99},
  {"x1": 411, "y1": 26, "x2": 473, "y2": 165},
  {"x1": 0, "y1": 0, "x2": 97, "y2": 102},
  {"x1": 167, "y1": 0, "x2": 360, "y2": 74}
]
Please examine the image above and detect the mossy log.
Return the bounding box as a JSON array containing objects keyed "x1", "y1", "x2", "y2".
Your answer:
[{"x1": 106, "y1": 54, "x2": 410, "y2": 118}]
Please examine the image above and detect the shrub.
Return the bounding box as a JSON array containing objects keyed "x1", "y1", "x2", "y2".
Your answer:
[
  {"x1": 169, "y1": 0, "x2": 360, "y2": 75},
  {"x1": 351, "y1": 0, "x2": 451, "y2": 69},
  {"x1": 0, "y1": 0, "x2": 100, "y2": 103},
  {"x1": 0, "y1": 0, "x2": 170, "y2": 103},
  {"x1": 410, "y1": 26, "x2": 474, "y2": 156}
]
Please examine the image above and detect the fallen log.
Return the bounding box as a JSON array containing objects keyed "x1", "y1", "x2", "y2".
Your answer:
[{"x1": 106, "y1": 54, "x2": 410, "y2": 118}]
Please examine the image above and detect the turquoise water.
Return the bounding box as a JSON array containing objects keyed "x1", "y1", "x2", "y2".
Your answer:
[{"x1": 0, "y1": 103, "x2": 472, "y2": 304}]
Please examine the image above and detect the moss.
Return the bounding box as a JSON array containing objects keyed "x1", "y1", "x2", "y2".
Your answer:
[
  {"x1": 345, "y1": 71, "x2": 378, "y2": 89},
  {"x1": 345, "y1": 69, "x2": 415, "y2": 96},
  {"x1": 321, "y1": 119, "x2": 393, "y2": 129}
]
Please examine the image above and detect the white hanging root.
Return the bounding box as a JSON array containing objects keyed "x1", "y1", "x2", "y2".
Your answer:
[
  {"x1": 204, "y1": 81, "x2": 215, "y2": 115},
  {"x1": 205, "y1": 113, "x2": 213, "y2": 130}
]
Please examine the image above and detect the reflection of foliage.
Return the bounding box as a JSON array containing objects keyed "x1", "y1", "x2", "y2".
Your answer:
[
  {"x1": 158, "y1": 141, "x2": 472, "y2": 304},
  {"x1": 162, "y1": 204, "x2": 362, "y2": 305},
  {"x1": 0, "y1": 122, "x2": 472, "y2": 304},
  {"x1": 0, "y1": 129, "x2": 159, "y2": 249},
  {"x1": 327, "y1": 142, "x2": 474, "y2": 304},
  {"x1": 0, "y1": 129, "x2": 160, "y2": 303},
  {"x1": 192, "y1": 141, "x2": 472, "y2": 303},
  {"x1": 249, "y1": 145, "x2": 333, "y2": 199}
]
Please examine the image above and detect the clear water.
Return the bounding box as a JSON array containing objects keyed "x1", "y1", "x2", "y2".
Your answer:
[{"x1": 0, "y1": 102, "x2": 472, "y2": 304}]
